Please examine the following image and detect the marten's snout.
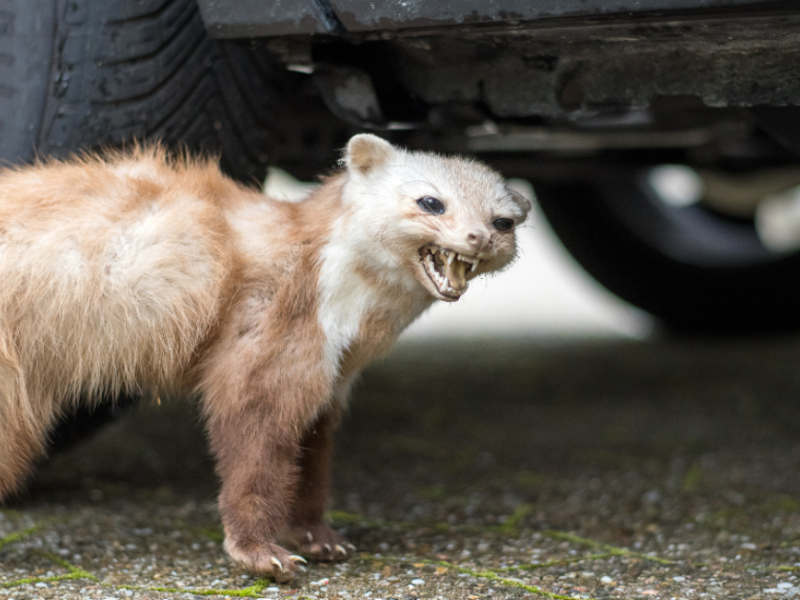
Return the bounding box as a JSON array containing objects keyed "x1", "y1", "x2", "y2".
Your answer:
[{"x1": 466, "y1": 228, "x2": 490, "y2": 254}]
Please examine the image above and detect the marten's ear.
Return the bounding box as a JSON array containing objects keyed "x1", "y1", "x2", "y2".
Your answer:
[
  {"x1": 509, "y1": 188, "x2": 533, "y2": 222},
  {"x1": 345, "y1": 134, "x2": 396, "y2": 175}
]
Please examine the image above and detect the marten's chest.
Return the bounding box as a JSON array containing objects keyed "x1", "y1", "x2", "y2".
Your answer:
[{"x1": 316, "y1": 264, "x2": 430, "y2": 384}]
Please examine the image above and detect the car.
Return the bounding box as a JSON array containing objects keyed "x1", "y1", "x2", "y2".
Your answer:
[{"x1": 3, "y1": 0, "x2": 800, "y2": 333}]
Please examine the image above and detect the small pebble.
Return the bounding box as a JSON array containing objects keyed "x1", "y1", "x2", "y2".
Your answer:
[
  {"x1": 600, "y1": 576, "x2": 613, "y2": 584},
  {"x1": 411, "y1": 578, "x2": 425, "y2": 586},
  {"x1": 673, "y1": 576, "x2": 686, "y2": 582}
]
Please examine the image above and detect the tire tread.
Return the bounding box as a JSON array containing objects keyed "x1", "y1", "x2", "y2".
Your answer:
[{"x1": 37, "y1": 0, "x2": 287, "y2": 182}]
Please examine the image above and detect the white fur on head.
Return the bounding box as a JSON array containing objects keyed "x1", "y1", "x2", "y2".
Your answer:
[
  {"x1": 345, "y1": 134, "x2": 396, "y2": 175},
  {"x1": 336, "y1": 133, "x2": 532, "y2": 305}
]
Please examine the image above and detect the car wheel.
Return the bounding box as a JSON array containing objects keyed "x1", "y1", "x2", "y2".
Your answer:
[
  {"x1": 532, "y1": 164, "x2": 800, "y2": 334},
  {"x1": 0, "y1": 0, "x2": 321, "y2": 183}
]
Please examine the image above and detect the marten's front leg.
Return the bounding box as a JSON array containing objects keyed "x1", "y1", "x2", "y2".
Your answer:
[
  {"x1": 279, "y1": 402, "x2": 355, "y2": 561},
  {"x1": 201, "y1": 331, "x2": 334, "y2": 581},
  {"x1": 206, "y1": 398, "x2": 308, "y2": 581}
]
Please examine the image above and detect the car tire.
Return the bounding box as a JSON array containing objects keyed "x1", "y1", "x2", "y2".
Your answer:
[
  {"x1": 532, "y1": 164, "x2": 800, "y2": 334},
  {"x1": 1, "y1": 0, "x2": 315, "y2": 183}
]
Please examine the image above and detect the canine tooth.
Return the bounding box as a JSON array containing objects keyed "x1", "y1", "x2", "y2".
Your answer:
[
  {"x1": 290, "y1": 554, "x2": 308, "y2": 564},
  {"x1": 270, "y1": 557, "x2": 283, "y2": 570},
  {"x1": 447, "y1": 252, "x2": 455, "y2": 266},
  {"x1": 471, "y1": 261, "x2": 478, "y2": 272}
]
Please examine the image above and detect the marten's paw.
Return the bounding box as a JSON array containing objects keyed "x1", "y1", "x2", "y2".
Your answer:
[
  {"x1": 224, "y1": 537, "x2": 307, "y2": 582},
  {"x1": 279, "y1": 523, "x2": 356, "y2": 562}
]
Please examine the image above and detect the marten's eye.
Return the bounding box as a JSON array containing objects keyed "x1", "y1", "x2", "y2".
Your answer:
[
  {"x1": 493, "y1": 217, "x2": 514, "y2": 231},
  {"x1": 417, "y1": 196, "x2": 445, "y2": 215}
]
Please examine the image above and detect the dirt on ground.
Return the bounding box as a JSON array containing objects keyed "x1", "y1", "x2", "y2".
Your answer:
[{"x1": 3, "y1": 335, "x2": 800, "y2": 600}]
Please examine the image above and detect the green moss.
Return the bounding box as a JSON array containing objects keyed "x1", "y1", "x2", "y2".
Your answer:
[
  {"x1": 331, "y1": 508, "x2": 674, "y2": 567},
  {"x1": 119, "y1": 579, "x2": 271, "y2": 598},
  {"x1": 772, "y1": 565, "x2": 800, "y2": 572},
  {"x1": 763, "y1": 495, "x2": 800, "y2": 514},
  {"x1": 544, "y1": 530, "x2": 675, "y2": 565},
  {"x1": 0, "y1": 508, "x2": 25, "y2": 519},
  {"x1": 0, "y1": 513, "x2": 65, "y2": 553},
  {"x1": 497, "y1": 503, "x2": 534, "y2": 533},
  {"x1": 497, "y1": 552, "x2": 613, "y2": 572},
  {"x1": 0, "y1": 522, "x2": 48, "y2": 552},
  {"x1": 0, "y1": 571, "x2": 92, "y2": 589},
  {"x1": 192, "y1": 525, "x2": 225, "y2": 543},
  {"x1": 330, "y1": 507, "x2": 531, "y2": 535},
  {"x1": 1, "y1": 551, "x2": 99, "y2": 589},
  {"x1": 682, "y1": 461, "x2": 703, "y2": 493},
  {"x1": 36, "y1": 549, "x2": 100, "y2": 579},
  {"x1": 0, "y1": 507, "x2": 670, "y2": 599},
  {"x1": 370, "y1": 554, "x2": 597, "y2": 600},
  {"x1": 694, "y1": 507, "x2": 751, "y2": 535},
  {"x1": 5, "y1": 549, "x2": 274, "y2": 598}
]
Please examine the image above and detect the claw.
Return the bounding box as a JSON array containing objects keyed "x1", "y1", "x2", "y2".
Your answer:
[
  {"x1": 289, "y1": 554, "x2": 307, "y2": 564},
  {"x1": 270, "y1": 556, "x2": 283, "y2": 571},
  {"x1": 305, "y1": 531, "x2": 313, "y2": 543},
  {"x1": 335, "y1": 544, "x2": 347, "y2": 556},
  {"x1": 344, "y1": 542, "x2": 357, "y2": 551},
  {"x1": 324, "y1": 544, "x2": 332, "y2": 553}
]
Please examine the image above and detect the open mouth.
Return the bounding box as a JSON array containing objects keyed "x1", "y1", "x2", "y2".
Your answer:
[{"x1": 420, "y1": 244, "x2": 480, "y2": 300}]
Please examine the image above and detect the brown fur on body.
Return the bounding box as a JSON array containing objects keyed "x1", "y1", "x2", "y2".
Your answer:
[{"x1": 0, "y1": 135, "x2": 530, "y2": 581}]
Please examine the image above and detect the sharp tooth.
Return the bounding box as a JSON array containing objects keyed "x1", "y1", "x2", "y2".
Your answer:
[
  {"x1": 471, "y1": 260, "x2": 478, "y2": 272},
  {"x1": 447, "y1": 252, "x2": 455, "y2": 266}
]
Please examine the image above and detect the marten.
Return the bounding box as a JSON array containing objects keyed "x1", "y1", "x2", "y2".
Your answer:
[{"x1": 0, "y1": 134, "x2": 531, "y2": 581}]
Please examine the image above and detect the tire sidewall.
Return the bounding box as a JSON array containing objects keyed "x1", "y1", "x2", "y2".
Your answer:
[{"x1": 0, "y1": 1, "x2": 56, "y2": 164}]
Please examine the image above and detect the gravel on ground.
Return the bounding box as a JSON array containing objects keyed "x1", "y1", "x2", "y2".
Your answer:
[{"x1": 3, "y1": 336, "x2": 800, "y2": 600}]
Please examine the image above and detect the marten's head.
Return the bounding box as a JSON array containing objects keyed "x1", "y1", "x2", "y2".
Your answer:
[{"x1": 342, "y1": 134, "x2": 531, "y2": 302}]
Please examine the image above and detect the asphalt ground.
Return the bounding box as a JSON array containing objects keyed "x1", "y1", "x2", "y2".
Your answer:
[{"x1": 3, "y1": 335, "x2": 800, "y2": 600}]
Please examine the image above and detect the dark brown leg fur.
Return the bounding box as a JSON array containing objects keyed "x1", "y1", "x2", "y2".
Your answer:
[
  {"x1": 207, "y1": 399, "x2": 309, "y2": 582},
  {"x1": 279, "y1": 403, "x2": 354, "y2": 561}
]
